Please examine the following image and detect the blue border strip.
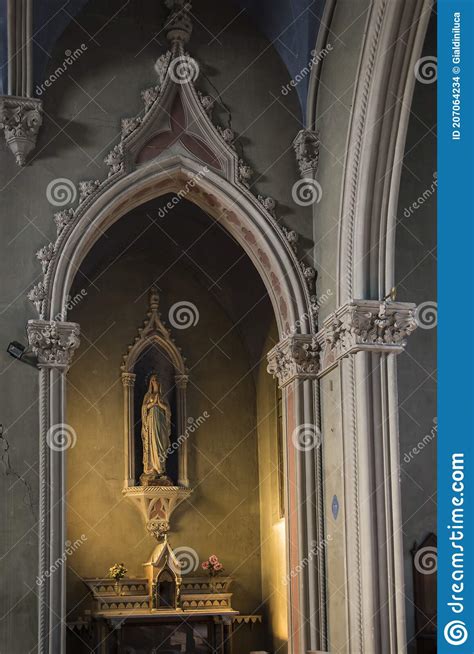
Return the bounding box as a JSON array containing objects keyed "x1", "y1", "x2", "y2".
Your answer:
[{"x1": 438, "y1": 1, "x2": 474, "y2": 651}]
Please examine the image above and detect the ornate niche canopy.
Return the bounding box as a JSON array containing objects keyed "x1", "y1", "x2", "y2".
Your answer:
[{"x1": 121, "y1": 287, "x2": 192, "y2": 541}]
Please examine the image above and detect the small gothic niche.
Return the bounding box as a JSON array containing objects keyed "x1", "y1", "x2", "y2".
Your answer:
[
  {"x1": 145, "y1": 541, "x2": 182, "y2": 611},
  {"x1": 121, "y1": 288, "x2": 192, "y2": 541},
  {"x1": 121, "y1": 287, "x2": 189, "y2": 488}
]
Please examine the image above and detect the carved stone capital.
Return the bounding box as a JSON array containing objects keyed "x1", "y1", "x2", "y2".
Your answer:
[
  {"x1": 27, "y1": 320, "x2": 80, "y2": 369},
  {"x1": 293, "y1": 129, "x2": 319, "y2": 178},
  {"x1": 316, "y1": 300, "x2": 417, "y2": 374},
  {"x1": 121, "y1": 372, "x2": 136, "y2": 387},
  {"x1": 0, "y1": 96, "x2": 43, "y2": 166},
  {"x1": 174, "y1": 373, "x2": 189, "y2": 389},
  {"x1": 267, "y1": 335, "x2": 320, "y2": 387}
]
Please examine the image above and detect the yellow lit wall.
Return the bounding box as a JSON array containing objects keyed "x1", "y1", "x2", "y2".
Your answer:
[
  {"x1": 65, "y1": 249, "x2": 270, "y2": 652},
  {"x1": 256, "y1": 329, "x2": 289, "y2": 652}
]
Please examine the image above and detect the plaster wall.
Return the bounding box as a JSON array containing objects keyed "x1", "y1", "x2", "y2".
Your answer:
[{"x1": 65, "y1": 222, "x2": 268, "y2": 652}]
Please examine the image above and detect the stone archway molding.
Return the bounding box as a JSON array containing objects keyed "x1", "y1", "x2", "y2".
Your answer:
[{"x1": 303, "y1": 1, "x2": 432, "y2": 652}]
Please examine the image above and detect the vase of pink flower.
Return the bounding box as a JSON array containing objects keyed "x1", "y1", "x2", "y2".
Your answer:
[{"x1": 202, "y1": 555, "x2": 224, "y2": 592}]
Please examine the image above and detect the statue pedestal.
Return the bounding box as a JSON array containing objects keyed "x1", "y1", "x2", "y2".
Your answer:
[{"x1": 122, "y1": 485, "x2": 192, "y2": 540}]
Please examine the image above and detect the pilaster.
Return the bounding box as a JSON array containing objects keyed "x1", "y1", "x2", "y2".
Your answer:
[
  {"x1": 0, "y1": 0, "x2": 43, "y2": 165},
  {"x1": 267, "y1": 334, "x2": 325, "y2": 653},
  {"x1": 316, "y1": 300, "x2": 416, "y2": 653},
  {"x1": 27, "y1": 320, "x2": 80, "y2": 654}
]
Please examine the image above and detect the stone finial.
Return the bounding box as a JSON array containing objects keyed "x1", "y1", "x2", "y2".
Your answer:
[
  {"x1": 78, "y1": 179, "x2": 101, "y2": 203},
  {"x1": 150, "y1": 286, "x2": 160, "y2": 312},
  {"x1": 238, "y1": 159, "x2": 253, "y2": 187},
  {"x1": 257, "y1": 195, "x2": 276, "y2": 218},
  {"x1": 27, "y1": 281, "x2": 47, "y2": 316},
  {"x1": 36, "y1": 243, "x2": 55, "y2": 274},
  {"x1": 104, "y1": 143, "x2": 124, "y2": 176},
  {"x1": 281, "y1": 225, "x2": 298, "y2": 253},
  {"x1": 54, "y1": 208, "x2": 75, "y2": 235},
  {"x1": 164, "y1": 0, "x2": 193, "y2": 44}
]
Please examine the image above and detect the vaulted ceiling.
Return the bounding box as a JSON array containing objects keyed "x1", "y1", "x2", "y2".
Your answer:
[{"x1": 0, "y1": 0, "x2": 324, "y2": 114}]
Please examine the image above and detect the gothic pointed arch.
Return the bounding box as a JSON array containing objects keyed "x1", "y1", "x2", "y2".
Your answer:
[
  {"x1": 25, "y1": 4, "x2": 325, "y2": 653},
  {"x1": 28, "y1": 0, "x2": 316, "y2": 339}
]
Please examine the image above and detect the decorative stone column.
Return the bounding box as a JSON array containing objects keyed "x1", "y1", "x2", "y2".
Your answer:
[
  {"x1": 267, "y1": 335, "x2": 325, "y2": 654},
  {"x1": 121, "y1": 372, "x2": 136, "y2": 487},
  {"x1": 0, "y1": 0, "x2": 43, "y2": 165},
  {"x1": 315, "y1": 300, "x2": 417, "y2": 653},
  {"x1": 27, "y1": 319, "x2": 80, "y2": 654},
  {"x1": 175, "y1": 373, "x2": 189, "y2": 487}
]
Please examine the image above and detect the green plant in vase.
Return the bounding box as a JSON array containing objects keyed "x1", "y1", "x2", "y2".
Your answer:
[{"x1": 109, "y1": 562, "x2": 127, "y2": 595}]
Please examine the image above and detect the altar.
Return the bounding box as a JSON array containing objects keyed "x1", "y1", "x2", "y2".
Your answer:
[
  {"x1": 83, "y1": 574, "x2": 238, "y2": 653},
  {"x1": 92, "y1": 611, "x2": 236, "y2": 654}
]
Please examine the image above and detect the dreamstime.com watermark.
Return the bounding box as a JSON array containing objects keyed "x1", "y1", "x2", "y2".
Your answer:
[
  {"x1": 443, "y1": 453, "x2": 468, "y2": 646},
  {"x1": 280, "y1": 45, "x2": 333, "y2": 96},
  {"x1": 284, "y1": 535, "x2": 333, "y2": 585},
  {"x1": 36, "y1": 45, "x2": 88, "y2": 96},
  {"x1": 171, "y1": 546, "x2": 200, "y2": 574},
  {"x1": 414, "y1": 545, "x2": 437, "y2": 575},
  {"x1": 46, "y1": 178, "x2": 77, "y2": 206},
  {"x1": 403, "y1": 417, "x2": 437, "y2": 464},
  {"x1": 414, "y1": 55, "x2": 437, "y2": 84},
  {"x1": 168, "y1": 301, "x2": 200, "y2": 329},
  {"x1": 168, "y1": 55, "x2": 200, "y2": 84},
  {"x1": 36, "y1": 534, "x2": 87, "y2": 586},
  {"x1": 292, "y1": 423, "x2": 321, "y2": 452},
  {"x1": 292, "y1": 178, "x2": 323, "y2": 206},
  {"x1": 54, "y1": 288, "x2": 88, "y2": 322},
  {"x1": 402, "y1": 171, "x2": 437, "y2": 218},
  {"x1": 157, "y1": 166, "x2": 209, "y2": 218},
  {"x1": 159, "y1": 411, "x2": 210, "y2": 463},
  {"x1": 281, "y1": 288, "x2": 333, "y2": 339},
  {"x1": 46, "y1": 423, "x2": 77, "y2": 451}
]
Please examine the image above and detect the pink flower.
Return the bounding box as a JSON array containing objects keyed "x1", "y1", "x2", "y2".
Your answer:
[
  {"x1": 214, "y1": 562, "x2": 223, "y2": 571},
  {"x1": 209, "y1": 555, "x2": 219, "y2": 565},
  {"x1": 202, "y1": 561, "x2": 209, "y2": 570}
]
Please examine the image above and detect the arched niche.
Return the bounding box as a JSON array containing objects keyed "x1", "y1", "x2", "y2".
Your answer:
[{"x1": 121, "y1": 286, "x2": 189, "y2": 489}]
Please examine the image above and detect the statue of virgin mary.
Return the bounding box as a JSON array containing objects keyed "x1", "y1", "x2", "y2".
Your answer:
[{"x1": 140, "y1": 374, "x2": 171, "y2": 485}]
